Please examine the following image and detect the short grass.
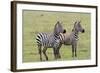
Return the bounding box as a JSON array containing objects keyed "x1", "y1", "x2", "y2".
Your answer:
[{"x1": 22, "y1": 10, "x2": 91, "y2": 62}]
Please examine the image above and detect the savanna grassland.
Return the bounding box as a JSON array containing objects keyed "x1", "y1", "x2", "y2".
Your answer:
[{"x1": 22, "y1": 10, "x2": 91, "y2": 62}]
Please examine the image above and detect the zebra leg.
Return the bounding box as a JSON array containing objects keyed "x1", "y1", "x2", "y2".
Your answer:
[
  {"x1": 72, "y1": 44, "x2": 75, "y2": 58},
  {"x1": 74, "y1": 43, "x2": 77, "y2": 57},
  {"x1": 38, "y1": 44, "x2": 42, "y2": 61},
  {"x1": 58, "y1": 49, "x2": 61, "y2": 59},
  {"x1": 43, "y1": 47, "x2": 48, "y2": 61},
  {"x1": 56, "y1": 48, "x2": 60, "y2": 59},
  {"x1": 57, "y1": 44, "x2": 62, "y2": 59},
  {"x1": 53, "y1": 48, "x2": 57, "y2": 60}
]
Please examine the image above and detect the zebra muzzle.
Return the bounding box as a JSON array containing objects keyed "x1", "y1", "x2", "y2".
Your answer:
[{"x1": 82, "y1": 29, "x2": 85, "y2": 33}]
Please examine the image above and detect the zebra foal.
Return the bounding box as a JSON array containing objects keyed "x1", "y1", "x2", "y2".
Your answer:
[
  {"x1": 36, "y1": 21, "x2": 66, "y2": 61},
  {"x1": 56, "y1": 21, "x2": 85, "y2": 58}
]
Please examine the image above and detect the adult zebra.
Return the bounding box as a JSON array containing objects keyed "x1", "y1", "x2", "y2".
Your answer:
[
  {"x1": 56, "y1": 21, "x2": 85, "y2": 59},
  {"x1": 36, "y1": 21, "x2": 66, "y2": 61}
]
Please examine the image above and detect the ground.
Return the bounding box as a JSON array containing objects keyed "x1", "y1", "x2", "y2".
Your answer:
[{"x1": 22, "y1": 10, "x2": 91, "y2": 62}]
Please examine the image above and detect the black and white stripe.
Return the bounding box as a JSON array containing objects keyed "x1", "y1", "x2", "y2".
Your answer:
[
  {"x1": 36, "y1": 21, "x2": 66, "y2": 61},
  {"x1": 36, "y1": 32, "x2": 62, "y2": 61},
  {"x1": 56, "y1": 21, "x2": 85, "y2": 58},
  {"x1": 36, "y1": 33, "x2": 60, "y2": 48}
]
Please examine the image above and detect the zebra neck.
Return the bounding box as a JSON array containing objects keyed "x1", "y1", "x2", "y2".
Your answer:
[
  {"x1": 73, "y1": 31, "x2": 79, "y2": 40},
  {"x1": 54, "y1": 33, "x2": 59, "y2": 39}
]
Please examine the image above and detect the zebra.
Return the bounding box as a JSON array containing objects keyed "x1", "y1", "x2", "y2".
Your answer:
[
  {"x1": 36, "y1": 21, "x2": 66, "y2": 61},
  {"x1": 55, "y1": 21, "x2": 85, "y2": 58}
]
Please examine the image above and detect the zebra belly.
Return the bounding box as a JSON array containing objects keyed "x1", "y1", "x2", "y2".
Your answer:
[
  {"x1": 64, "y1": 37, "x2": 72, "y2": 45},
  {"x1": 46, "y1": 39, "x2": 60, "y2": 48},
  {"x1": 64, "y1": 42, "x2": 71, "y2": 45}
]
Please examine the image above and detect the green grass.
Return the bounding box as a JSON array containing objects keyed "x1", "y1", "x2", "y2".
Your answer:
[{"x1": 22, "y1": 10, "x2": 91, "y2": 62}]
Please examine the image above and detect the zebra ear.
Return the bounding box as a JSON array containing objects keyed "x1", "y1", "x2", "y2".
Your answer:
[
  {"x1": 74, "y1": 21, "x2": 77, "y2": 27},
  {"x1": 74, "y1": 21, "x2": 77, "y2": 24},
  {"x1": 55, "y1": 21, "x2": 60, "y2": 28}
]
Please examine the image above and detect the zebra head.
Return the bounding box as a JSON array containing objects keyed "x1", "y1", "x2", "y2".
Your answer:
[
  {"x1": 54, "y1": 21, "x2": 66, "y2": 37},
  {"x1": 72, "y1": 21, "x2": 85, "y2": 33}
]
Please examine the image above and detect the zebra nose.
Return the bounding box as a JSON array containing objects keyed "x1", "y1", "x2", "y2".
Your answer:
[
  {"x1": 82, "y1": 29, "x2": 85, "y2": 33},
  {"x1": 63, "y1": 29, "x2": 66, "y2": 33}
]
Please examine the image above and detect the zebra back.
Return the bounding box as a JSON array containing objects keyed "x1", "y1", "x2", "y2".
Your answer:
[{"x1": 36, "y1": 33, "x2": 48, "y2": 45}]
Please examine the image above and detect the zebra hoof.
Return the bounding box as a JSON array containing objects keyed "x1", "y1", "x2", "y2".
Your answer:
[{"x1": 58, "y1": 56, "x2": 61, "y2": 59}]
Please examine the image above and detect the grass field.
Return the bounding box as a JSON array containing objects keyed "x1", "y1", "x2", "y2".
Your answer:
[{"x1": 22, "y1": 10, "x2": 91, "y2": 62}]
